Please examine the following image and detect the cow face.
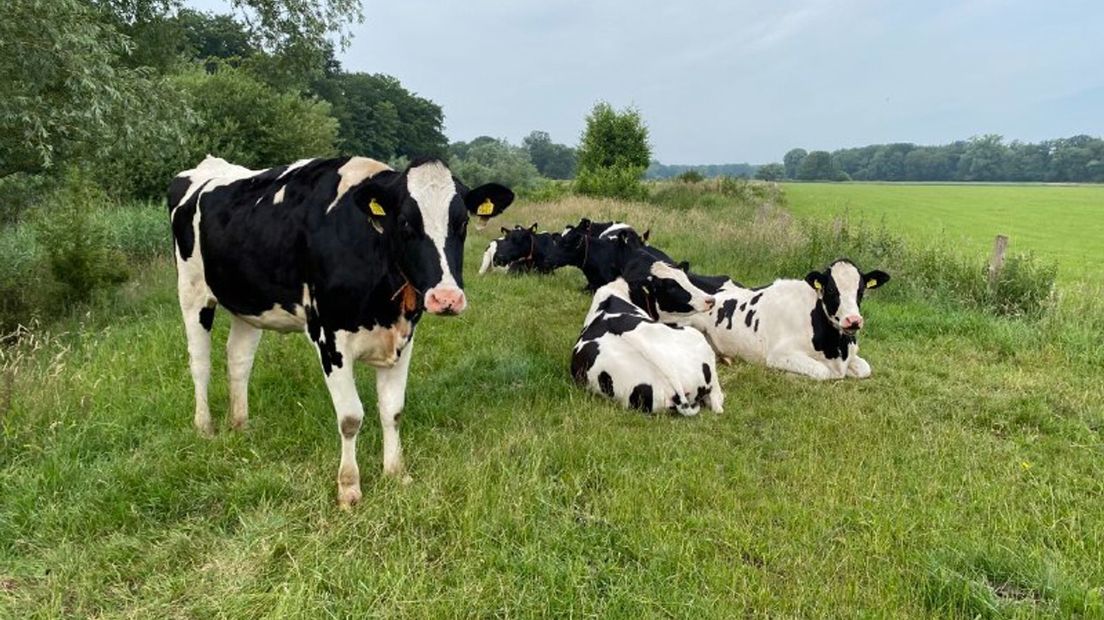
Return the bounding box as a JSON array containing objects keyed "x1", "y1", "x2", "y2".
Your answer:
[
  {"x1": 356, "y1": 159, "x2": 514, "y2": 315},
  {"x1": 623, "y1": 253, "x2": 715, "y2": 320},
  {"x1": 805, "y1": 260, "x2": 890, "y2": 334}
]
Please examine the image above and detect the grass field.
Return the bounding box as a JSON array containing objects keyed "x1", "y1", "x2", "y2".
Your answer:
[
  {"x1": 2, "y1": 192, "x2": 1103, "y2": 617},
  {"x1": 783, "y1": 183, "x2": 1104, "y2": 282}
]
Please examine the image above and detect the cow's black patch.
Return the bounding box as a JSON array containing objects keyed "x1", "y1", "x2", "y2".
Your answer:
[
  {"x1": 694, "y1": 384, "x2": 711, "y2": 406},
  {"x1": 198, "y1": 306, "x2": 215, "y2": 331},
  {"x1": 629, "y1": 383, "x2": 653, "y2": 412},
  {"x1": 702, "y1": 362, "x2": 711, "y2": 384},
  {"x1": 597, "y1": 371, "x2": 614, "y2": 397},
  {"x1": 687, "y1": 272, "x2": 734, "y2": 295},
  {"x1": 754, "y1": 318, "x2": 760, "y2": 332},
  {"x1": 571, "y1": 341, "x2": 600, "y2": 384},
  {"x1": 749, "y1": 292, "x2": 763, "y2": 306},
  {"x1": 739, "y1": 301, "x2": 747, "y2": 311},
  {"x1": 810, "y1": 301, "x2": 853, "y2": 360},
  {"x1": 580, "y1": 313, "x2": 645, "y2": 341},
  {"x1": 715, "y1": 298, "x2": 739, "y2": 329},
  {"x1": 745, "y1": 308, "x2": 756, "y2": 328},
  {"x1": 597, "y1": 295, "x2": 642, "y2": 316}
]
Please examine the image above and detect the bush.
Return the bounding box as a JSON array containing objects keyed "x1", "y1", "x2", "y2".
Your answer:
[
  {"x1": 520, "y1": 179, "x2": 572, "y2": 203},
  {"x1": 0, "y1": 173, "x2": 52, "y2": 225},
  {"x1": 676, "y1": 170, "x2": 704, "y2": 183},
  {"x1": 575, "y1": 165, "x2": 648, "y2": 201},
  {"x1": 575, "y1": 102, "x2": 651, "y2": 199},
  {"x1": 33, "y1": 173, "x2": 128, "y2": 305}
]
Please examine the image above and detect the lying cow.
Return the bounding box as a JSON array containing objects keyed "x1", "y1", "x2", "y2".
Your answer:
[
  {"x1": 478, "y1": 223, "x2": 562, "y2": 274},
  {"x1": 571, "y1": 251, "x2": 724, "y2": 415},
  {"x1": 169, "y1": 155, "x2": 513, "y2": 507},
  {"x1": 683, "y1": 259, "x2": 890, "y2": 380},
  {"x1": 556, "y1": 221, "x2": 674, "y2": 290}
]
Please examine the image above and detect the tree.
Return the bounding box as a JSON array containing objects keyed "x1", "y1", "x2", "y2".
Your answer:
[
  {"x1": 447, "y1": 137, "x2": 540, "y2": 191},
  {"x1": 575, "y1": 102, "x2": 651, "y2": 199},
  {"x1": 755, "y1": 163, "x2": 785, "y2": 181},
  {"x1": 522, "y1": 131, "x2": 577, "y2": 179},
  {"x1": 783, "y1": 148, "x2": 807, "y2": 179},
  {"x1": 797, "y1": 151, "x2": 847, "y2": 181},
  {"x1": 0, "y1": 0, "x2": 186, "y2": 178},
  {"x1": 321, "y1": 72, "x2": 447, "y2": 161}
]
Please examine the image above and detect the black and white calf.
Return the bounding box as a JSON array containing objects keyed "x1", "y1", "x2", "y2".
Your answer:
[
  {"x1": 478, "y1": 223, "x2": 562, "y2": 274},
  {"x1": 683, "y1": 259, "x2": 890, "y2": 380},
  {"x1": 571, "y1": 252, "x2": 724, "y2": 415},
  {"x1": 169, "y1": 155, "x2": 513, "y2": 507}
]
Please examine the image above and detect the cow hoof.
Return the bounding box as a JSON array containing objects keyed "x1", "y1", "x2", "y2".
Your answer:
[
  {"x1": 720, "y1": 356, "x2": 734, "y2": 366},
  {"x1": 229, "y1": 417, "x2": 248, "y2": 431},
  {"x1": 194, "y1": 419, "x2": 215, "y2": 437},
  {"x1": 337, "y1": 485, "x2": 362, "y2": 509}
]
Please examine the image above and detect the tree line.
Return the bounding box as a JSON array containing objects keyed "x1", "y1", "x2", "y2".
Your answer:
[{"x1": 776, "y1": 135, "x2": 1104, "y2": 183}]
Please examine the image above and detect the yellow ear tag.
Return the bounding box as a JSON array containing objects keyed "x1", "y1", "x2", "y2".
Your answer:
[
  {"x1": 369, "y1": 199, "x2": 386, "y2": 216},
  {"x1": 814, "y1": 280, "x2": 823, "y2": 291},
  {"x1": 866, "y1": 278, "x2": 878, "y2": 289},
  {"x1": 476, "y1": 199, "x2": 495, "y2": 216}
]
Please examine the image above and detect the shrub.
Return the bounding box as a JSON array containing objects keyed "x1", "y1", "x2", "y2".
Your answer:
[
  {"x1": 575, "y1": 102, "x2": 651, "y2": 199},
  {"x1": 33, "y1": 173, "x2": 128, "y2": 305},
  {"x1": 575, "y1": 165, "x2": 648, "y2": 201},
  {"x1": 676, "y1": 170, "x2": 704, "y2": 183}
]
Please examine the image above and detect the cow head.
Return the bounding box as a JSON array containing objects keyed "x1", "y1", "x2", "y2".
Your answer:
[
  {"x1": 494, "y1": 223, "x2": 540, "y2": 268},
  {"x1": 622, "y1": 252, "x2": 715, "y2": 320},
  {"x1": 355, "y1": 158, "x2": 514, "y2": 315},
  {"x1": 805, "y1": 259, "x2": 890, "y2": 335}
]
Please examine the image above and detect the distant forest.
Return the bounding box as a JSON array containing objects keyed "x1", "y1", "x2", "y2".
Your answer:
[
  {"x1": 646, "y1": 162, "x2": 757, "y2": 179},
  {"x1": 780, "y1": 134, "x2": 1104, "y2": 183}
]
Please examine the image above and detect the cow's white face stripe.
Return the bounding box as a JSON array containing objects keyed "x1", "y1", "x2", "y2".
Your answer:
[
  {"x1": 406, "y1": 162, "x2": 459, "y2": 289},
  {"x1": 830, "y1": 262, "x2": 862, "y2": 320}
]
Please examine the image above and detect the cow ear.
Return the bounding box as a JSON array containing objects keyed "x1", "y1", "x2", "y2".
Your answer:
[
  {"x1": 353, "y1": 171, "x2": 400, "y2": 227},
  {"x1": 678, "y1": 261, "x2": 690, "y2": 272},
  {"x1": 464, "y1": 183, "x2": 514, "y2": 220},
  {"x1": 500, "y1": 226, "x2": 510, "y2": 235},
  {"x1": 642, "y1": 229, "x2": 651, "y2": 243},
  {"x1": 805, "y1": 271, "x2": 826, "y2": 293},
  {"x1": 529, "y1": 222, "x2": 538, "y2": 233},
  {"x1": 864, "y1": 270, "x2": 890, "y2": 289}
]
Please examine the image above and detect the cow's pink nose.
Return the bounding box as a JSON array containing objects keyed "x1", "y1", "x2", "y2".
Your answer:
[
  {"x1": 424, "y1": 287, "x2": 467, "y2": 315},
  {"x1": 842, "y1": 315, "x2": 863, "y2": 330},
  {"x1": 703, "y1": 296, "x2": 716, "y2": 310}
]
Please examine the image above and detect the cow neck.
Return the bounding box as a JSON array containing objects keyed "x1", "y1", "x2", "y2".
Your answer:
[
  {"x1": 628, "y1": 283, "x2": 659, "y2": 320},
  {"x1": 811, "y1": 299, "x2": 854, "y2": 358}
]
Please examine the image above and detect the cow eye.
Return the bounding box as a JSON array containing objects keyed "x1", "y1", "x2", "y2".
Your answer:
[{"x1": 400, "y1": 218, "x2": 417, "y2": 238}]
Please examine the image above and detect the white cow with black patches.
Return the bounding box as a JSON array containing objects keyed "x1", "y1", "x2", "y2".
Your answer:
[
  {"x1": 169, "y1": 155, "x2": 514, "y2": 508},
  {"x1": 571, "y1": 253, "x2": 724, "y2": 415},
  {"x1": 684, "y1": 259, "x2": 890, "y2": 380}
]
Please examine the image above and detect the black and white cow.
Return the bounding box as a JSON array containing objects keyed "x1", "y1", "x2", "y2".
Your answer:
[
  {"x1": 478, "y1": 223, "x2": 562, "y2": 274},
  {"x1": 571, "y1": 251, "x2": 724, "y2": 415},
  {"x1": 683, "y1": 259, "x2": 890, "y2": 380},
  {"x1": 169, "y1": 155, "x2": 513, "y2": 507},
  {"x1": 555, "y1": 220, "x2": 673, "y2": 290}
]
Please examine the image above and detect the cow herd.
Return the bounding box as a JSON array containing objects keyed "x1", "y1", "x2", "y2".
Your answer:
[
  {"x1": 480, "y1": 218, "x2": 891, "y2": 410},
  {"x1": 168, "y1": 155, "x2": 889, "y2": 506}
]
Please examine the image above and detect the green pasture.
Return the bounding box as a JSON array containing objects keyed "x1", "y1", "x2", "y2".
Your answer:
[
  {"x1": 1, "y1": 194, "x2": 1102, "y2": 617},
  {"x1": 783, "y1": 183, "x2": 1104, "y2": 282}
]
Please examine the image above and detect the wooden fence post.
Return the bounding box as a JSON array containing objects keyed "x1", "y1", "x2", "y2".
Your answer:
[{"x1": 988, "y1": 234, "x2": 1008, "y2": 287}]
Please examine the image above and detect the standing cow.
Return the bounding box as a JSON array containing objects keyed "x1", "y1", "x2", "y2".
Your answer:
[
  {"x1": 683, "y1": 259, "x2": 890, "y2": 380},
  {"x1": 169, "y1": 155, "x2": 513, "y2": 507}
]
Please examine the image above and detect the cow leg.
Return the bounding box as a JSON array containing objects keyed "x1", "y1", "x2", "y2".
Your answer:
[
  {"x1": 766, "y1": 351, "x2": 834, "y2": 380},
  {"x1": 226, "y1": 315, "x2": 263, "y2": 430},
  {"x1": 847, "y1": 355, "x2": 872, "y2": 379},
  {"x1": 180, "y1": 300, "x2": 216, "y2": 436},
  {"x1": 376, "y1": 336, "x2": 414, "y2": 481},
  {"x1": 321, "y1": 358, "x2": 365, "y2": 509}
]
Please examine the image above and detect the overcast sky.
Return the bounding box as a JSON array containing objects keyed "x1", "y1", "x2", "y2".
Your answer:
[{"x1": 191, "y1": 0, "x2": 1102, "y2": 164}]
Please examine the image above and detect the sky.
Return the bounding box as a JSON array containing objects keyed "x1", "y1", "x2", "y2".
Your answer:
[{"x1": 190, "y1": 0, "x2": 1103, "y2": 164}]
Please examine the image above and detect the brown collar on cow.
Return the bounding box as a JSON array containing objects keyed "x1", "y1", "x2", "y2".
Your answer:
[{"x1": 391, "y1": 275, "x2": 420, "y2": 314}]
